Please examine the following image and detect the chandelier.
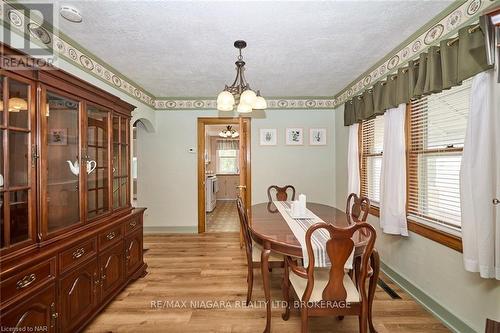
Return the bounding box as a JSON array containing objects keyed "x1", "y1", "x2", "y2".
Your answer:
[
  {"x1": 217, "y1": 40, "x2": 267, "y2": 113},
  {"x1": 219, "y1": 125, "x2": 239, "y2": 138}
]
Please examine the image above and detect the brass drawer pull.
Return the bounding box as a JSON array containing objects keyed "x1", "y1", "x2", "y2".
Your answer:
[
  {"x1": 129, "y1": 220, "x2": 137, "y2": 227},
  {"x1": 16, "y1": 273, "x2": 36, "y2": 290},
  {"x1": 72, "y1": 248, "x2": 85, "y2": 259},
  {"x1": 106, "y1": 232, "x2": 116, "y2": 240}
]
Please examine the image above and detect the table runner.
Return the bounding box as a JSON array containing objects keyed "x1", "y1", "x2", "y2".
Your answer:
[{"x1": 274, "y1": 201, "x2": 353, "y2": 269}]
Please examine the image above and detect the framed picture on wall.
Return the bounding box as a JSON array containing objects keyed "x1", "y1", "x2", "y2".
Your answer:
[
  {"x1": 285, "y1": 128, "x2": 303, "y2": 145},
  {"x1": 309, "y1": 128, "x2": 327, "y2": 145},
  {"x1": 48, "y1": 128, "x2": 67, "y2": 145},
  {"x1": 260, "y1": 128, "x2": 277, "y2": 146}
]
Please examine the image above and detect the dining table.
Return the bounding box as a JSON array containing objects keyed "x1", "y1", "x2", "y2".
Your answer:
[{"x1": 248, "y1": 202, "x2": 380, "y2": 333}]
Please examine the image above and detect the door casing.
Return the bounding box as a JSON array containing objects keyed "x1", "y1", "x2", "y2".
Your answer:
[{"x1": 197, "y1": 117, "x2": 251, "y2": 233}]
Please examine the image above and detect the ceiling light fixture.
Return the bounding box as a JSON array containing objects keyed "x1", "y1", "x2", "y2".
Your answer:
[
  {"x1": 217, "y1": 40, "x2": 266, "y2": 113},
  {"x1": 218, "y1": 125, "x2": 239, "y2": 138},
  {"x1": 60, "y1": 6, "x2": 82, "y2": 23}
]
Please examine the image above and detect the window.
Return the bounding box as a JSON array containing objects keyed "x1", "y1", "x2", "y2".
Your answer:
[
  {"x1": 217, "y1": 149, "x2": 239, "y2": 174},
  {"x1": 408, "y1": 79, "x2": 471, "y2": 229},
  {"x1": 360, "y1": 115, "x2": 384, "y2": 205}
]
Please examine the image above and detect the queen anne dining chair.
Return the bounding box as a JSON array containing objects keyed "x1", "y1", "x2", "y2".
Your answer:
[
  {"x1": 281, "y1": 222, "x2": 376, "y2": 333},
  {"x1": 345, "y1": 193, "x2": 378, "y2": 332},
  {"x1": 236, "y1": 196, "x2": 284, "y2": 305},
  {"x1": 346, "y1": 193, "x2": 371, "y2": 224},
  {"x1": 267, "y1": 185, "x2": 296, "y2": 202}
]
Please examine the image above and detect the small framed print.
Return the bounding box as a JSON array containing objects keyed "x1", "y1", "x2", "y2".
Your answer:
[
  {"x1": 286, "y1": 128, "x2": 303, "y2": 145},
  {"x1": 260, "y1": 128, "x2": 277, "y2": 146},
  {"x1": 309, "y1": 128, "x2": 327, "y2": 145},
  {"x1": 48, "y1": 128, "x2": 67, "y2": 145}
]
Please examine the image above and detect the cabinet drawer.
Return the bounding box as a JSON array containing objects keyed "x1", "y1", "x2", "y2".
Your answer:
[
  {"x1": 0, "y1": 258, "x2": 56, "y2": 306},
  {"x1": 59, "y1": 237, "x2": 97, "y2": 274},
  {"x1": 124, "y1": 216, "x2": 142, "y2": 235},
  {"x1": 99, "y1": 225, "x2": 123, "y2": 250}
]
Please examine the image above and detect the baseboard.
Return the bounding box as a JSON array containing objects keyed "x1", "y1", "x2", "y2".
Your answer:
[
  {"x1": 380, "y1": 261, "x2": 477, "y2": 333},
  {"x1": 143, "y1": 226, "x2": 198, "y2": 234}
]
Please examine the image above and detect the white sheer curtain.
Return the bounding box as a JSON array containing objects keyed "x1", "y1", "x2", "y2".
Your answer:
[
  {"x1": 347, "y1": 123, "x2": 360, "y2": 196},
  {"x1": 379, "y1": 104, "x2": 408, "y2": 236},
  {"x1": 460, "y1": 69, "x2": 500, "y2": 280}
]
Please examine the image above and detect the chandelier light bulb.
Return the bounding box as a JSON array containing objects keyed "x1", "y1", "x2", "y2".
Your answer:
[
  {"x1": 240, "y1": 90, "x2": 257, "y2": 107},
  {"x1": 237, "y1": 103, "x2": 252, "y2": 113}
]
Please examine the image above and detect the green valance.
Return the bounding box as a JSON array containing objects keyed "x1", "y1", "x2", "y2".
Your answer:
[{"x1": 344, "y1": 23, "x2": 493, "y2": 126}]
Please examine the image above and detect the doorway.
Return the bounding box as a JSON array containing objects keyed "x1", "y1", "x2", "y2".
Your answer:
[{"x1": 197, "y1": 117, "x2": 251, "y2": 234}]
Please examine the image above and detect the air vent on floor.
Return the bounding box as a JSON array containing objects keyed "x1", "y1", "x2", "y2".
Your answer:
[{"x1": 377, "y1": 278, "x2": 402, "y2": 299}]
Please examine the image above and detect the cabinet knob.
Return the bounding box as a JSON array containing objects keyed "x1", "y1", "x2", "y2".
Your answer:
[{"x1": 493, "y1": 198, "x2": 499, "y2": 205}]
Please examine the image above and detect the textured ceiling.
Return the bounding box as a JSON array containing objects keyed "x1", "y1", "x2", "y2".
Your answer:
[{"x1": 50, "y1": 0, "x2": 453, "y2": 98}]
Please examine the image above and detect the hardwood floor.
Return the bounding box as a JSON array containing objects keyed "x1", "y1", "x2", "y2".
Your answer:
[
  {"x1": 206, "y1": 201, "x2": 239, "y2": 233},
  {"x1": 84, "y1": 233, "x2": 450, "y2": 333}
]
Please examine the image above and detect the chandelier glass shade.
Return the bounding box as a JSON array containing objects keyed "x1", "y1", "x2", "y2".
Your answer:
[
  {"x1": 217, "y1": 40, "x2": 267, "y2": 113},
  {"x1": 218, "y1": 125, "x2": 239, "y2": 138}
]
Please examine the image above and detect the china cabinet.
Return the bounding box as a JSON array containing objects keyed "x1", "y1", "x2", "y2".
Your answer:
[{"x1": 0, "y1": 44, "x2": 146, "y2": 333}]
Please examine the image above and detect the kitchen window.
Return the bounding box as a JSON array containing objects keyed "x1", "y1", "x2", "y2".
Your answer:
[{"x1": 216, "y1": 140, "x2": 239, "y2": 174}]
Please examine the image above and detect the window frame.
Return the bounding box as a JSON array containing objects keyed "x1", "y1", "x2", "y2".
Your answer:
[
  {"x1": 358, "y1": 104, "x2": 463, "y2": 252},
  {"x1": 216, "y1": 148, "x2": 239, "y2": 174}
]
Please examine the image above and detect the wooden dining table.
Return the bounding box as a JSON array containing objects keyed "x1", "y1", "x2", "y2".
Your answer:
[{"x1": 248, "y1": 202, "x2": 380, "y2": 333}]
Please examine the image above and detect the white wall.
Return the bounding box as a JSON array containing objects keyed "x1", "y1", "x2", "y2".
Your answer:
[
  {"x1": 136, "y1": 110, "x2": 335, "y2": 229},
  {"x1": 333, "y1": 105, "x2": 500, "y2": 333}
]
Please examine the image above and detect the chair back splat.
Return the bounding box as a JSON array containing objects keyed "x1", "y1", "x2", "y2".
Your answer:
[
  {"x1": 346, "y1": 193, "x2": 370, "y2": 223},
  {"x1": 267, "y1": 185, "x2": 296, "y2": 202}
]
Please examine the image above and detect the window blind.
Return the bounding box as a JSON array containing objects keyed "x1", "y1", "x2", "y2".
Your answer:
[
  {"x1": 408, "y1": 79, "x2": 471, "y2": 228},
  {"x1": 361, "y1": 116, "x2": 384, "y2": 204}
]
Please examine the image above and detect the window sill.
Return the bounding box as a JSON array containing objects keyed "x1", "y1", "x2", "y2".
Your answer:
[{"x1": 367, "y1": 206, "x2": 463, "y2": 253}]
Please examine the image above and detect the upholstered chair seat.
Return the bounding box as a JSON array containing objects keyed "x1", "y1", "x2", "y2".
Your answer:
[{"x1": 289, "y1": 268, "x2": 360, "y2": 303}]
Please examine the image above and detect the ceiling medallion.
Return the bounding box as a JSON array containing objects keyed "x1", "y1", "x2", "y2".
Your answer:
[{"x1": 217, "y1": 40, "x2": 267, "y2": 113}]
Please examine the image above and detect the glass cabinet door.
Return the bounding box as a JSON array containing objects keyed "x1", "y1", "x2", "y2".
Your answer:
[
  {"x1": 0, "y1": 74, "x2": 36, "y2": 250},
  {"x1": 112, "y1": 115, "x2": 130, "y2": 209},
  {"x1": 86, "y1": 105, "x2": 110, "y2": 219},
  {"x1": 43, "y1": 90, "x2": 81, "y2": 235}
]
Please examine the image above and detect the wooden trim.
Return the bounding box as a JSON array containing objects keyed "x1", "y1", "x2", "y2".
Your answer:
[
  {"x1": 407, "y1": 220, "x2": 462, "y2": 252},
  {"x1": 197, "y1": 117, "x2": 250, "y2": 234}
]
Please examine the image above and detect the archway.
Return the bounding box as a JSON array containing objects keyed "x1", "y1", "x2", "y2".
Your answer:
[{"x1": 132, "y1": 118, "x2": 155, "y2": 204}]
